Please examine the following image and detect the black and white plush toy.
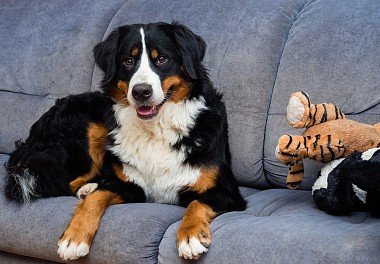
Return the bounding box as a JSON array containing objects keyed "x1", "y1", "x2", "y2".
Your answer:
[{"x1": 312, "y1": 148, "x2": 380, "y2": 217}]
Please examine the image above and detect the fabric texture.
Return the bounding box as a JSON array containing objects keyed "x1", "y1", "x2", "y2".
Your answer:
[
  {"x1": 159, "y1": 189, "x2": 380, "y2": 264},
  {"x1": 1, "y1": 154, "x2": 379, "y2": 263},
  {"x1": 0, "y1": 154, "x2": 259, "y2": 263},
  {"x1": 0, "y1": 0, "x2": 126, "y2": 153},
  {"x1": 264, "y1": 0, "x2": 380, "y2": 189},
  {"x1": 0, "y1": 0, "x2": 379, "y2": 263}
]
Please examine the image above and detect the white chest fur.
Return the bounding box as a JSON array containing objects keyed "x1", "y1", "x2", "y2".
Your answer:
[{"x1": 109, "y1": 97, "x2": 207, "y2": 204}]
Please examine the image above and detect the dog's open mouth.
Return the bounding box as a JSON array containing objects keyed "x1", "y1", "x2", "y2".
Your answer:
[
  {"x1": 136, "y1": 105, "x2": 161, "y2": 119},
  {"x1": 135, "y1": 87, "x2": 174, "y2": 120}
]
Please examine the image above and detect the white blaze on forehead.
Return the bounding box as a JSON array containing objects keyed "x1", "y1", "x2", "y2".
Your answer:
[{"x1": 128, "y1": 28, "x2": 164, "y2": 106}]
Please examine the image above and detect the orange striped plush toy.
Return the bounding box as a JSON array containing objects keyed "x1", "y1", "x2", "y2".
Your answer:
[{"x1": 275, "y1": 91, "x2": 380, "y2": 189}]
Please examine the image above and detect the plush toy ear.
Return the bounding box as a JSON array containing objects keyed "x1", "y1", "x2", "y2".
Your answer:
[
  {"x1": 93, "y1": 28, "x2": 120, "y2": 85},
  {"x1": 170, "y1": 23, "x2": 206, "y2": 79}
]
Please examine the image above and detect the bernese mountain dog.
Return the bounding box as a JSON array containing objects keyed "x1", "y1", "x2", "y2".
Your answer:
[{"x1": 5, "y1": 22, "x2": 246, "y2": 260}]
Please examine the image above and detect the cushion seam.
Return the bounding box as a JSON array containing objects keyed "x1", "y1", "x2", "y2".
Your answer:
[{"x1": 262, "y1": 0, "x2": 312, "y2": 186}]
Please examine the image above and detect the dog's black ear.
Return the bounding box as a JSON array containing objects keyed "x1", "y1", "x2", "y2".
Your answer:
[
  {"x1": 93, "y1": 28, "x2": 120, "y2": 84},
  {"x1": 171, "y1": 23, "x2": 206, "y2": 79}
]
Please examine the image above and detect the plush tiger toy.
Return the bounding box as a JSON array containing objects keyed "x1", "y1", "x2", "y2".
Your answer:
[{"x1": 275, "y1": 91, "x2": 380, "y2": 189}]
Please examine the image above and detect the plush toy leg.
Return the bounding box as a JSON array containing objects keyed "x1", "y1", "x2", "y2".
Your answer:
[
  {"x1": 305, "y1": 134, "x2": 345, "y2": 162},
  {"x1": 287, "y1": 92, "x2": 346, "y2": 129},
  {"x1": 287, "y1": 162, "x2": 304, "y2": 189},
  {"x1": 275, "y1": 135, "x2": 307, "y2": 163},
  {"x1": 276, "y1": 135, "x2": 307, "y2": 189}
]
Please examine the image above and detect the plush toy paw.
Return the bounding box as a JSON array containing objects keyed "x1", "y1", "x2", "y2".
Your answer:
[
  {"x1": 313, "y1": 188, "x2": 351, "y2": 215},
  {"x1": 275, "y1": 135, "x2": 306, "y2": 163},
  {"x1": 287, "y1": 92, "x2": 311, "y2": 128},
  {"x1": 287, "y1": 181, "x2": 301, "y2": 190}
]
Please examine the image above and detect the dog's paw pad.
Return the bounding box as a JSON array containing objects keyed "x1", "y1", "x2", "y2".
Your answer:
[
  {"x1": 77, "y1": 183, "x2": 98, "y2": 200},
  {"x1": 178, "y1": 237, "x2": 208, "y2": 260},
  {"x1": 57, "y1": 239, "x2": 90, "y2": 260}
]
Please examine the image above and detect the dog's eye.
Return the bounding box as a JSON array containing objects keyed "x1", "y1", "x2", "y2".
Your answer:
[
  {"x1": 123, "y1": 57, "x2": 134, "y2": 68},
  {"x1": 156, "y1": 56, "x2": 168, "y2": 66}
]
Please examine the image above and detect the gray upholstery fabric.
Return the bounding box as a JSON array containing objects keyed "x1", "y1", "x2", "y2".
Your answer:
[
  {"x1": 0, "y1": 155, "x2": 260, "y2": 263},
  {"x1": 1, "y1": 0, "x2": 378, "y2": 188},
  {"x1": 2, "y1": 153, "x2": 379, "y2": 264},
  {"x1": 0, "y1": 154, "x2": 184, "y2": 264},
  {"x1": 264, "y1": 0, "x2": 380, "y2": 189},
  {"x1": 0, "y1": 0, "x2": 126, "y2": 153},
  {"x1": 159, "y1": 189, "x2": 380, "y2": 264},
  {"x1": 1, "y1": 0, "x2": 379, "y2": 263},
  {"x1": 0, "y1": 251, "x2": 56, "y2": 264}
]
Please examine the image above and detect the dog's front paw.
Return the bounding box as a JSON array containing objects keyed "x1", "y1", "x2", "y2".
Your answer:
[
  {"x1": 76, "y1": 183, "x2": 98, "y2": 200},
  {"x1": 58, "y1": 225, "x2": 91, "y2": 260},
  {"x1": 177, "y1": 223, "x2": 211, "y2": 260},
  {"x1": 57, "y1": 238, "x2": 90, "y2": 261}
]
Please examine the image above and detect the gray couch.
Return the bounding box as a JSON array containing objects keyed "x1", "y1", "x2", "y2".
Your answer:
[{"x1": 0, "y1": 0, "x2": 379, "y2": 263}]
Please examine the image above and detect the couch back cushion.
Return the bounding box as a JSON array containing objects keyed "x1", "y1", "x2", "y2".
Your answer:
[
  {"x1": 92, "y1": 0, "x2": 379, "y2": 189},
  {"x1": 264, "y1": 0, "x2": 380, "y2": 189},
  {"x1": 1, "y1": 0, "x2": 378, "y2": 190},
  {"x1": 92, "y1": 0, "x2": 314, "y2": 188},
  {"x1": 0, "y1": 0, "x2": 125, "y2": 153}
]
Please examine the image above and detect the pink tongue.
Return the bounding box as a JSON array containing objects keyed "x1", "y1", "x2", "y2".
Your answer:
[{"x1": 137, "y1": 106, "x2": 154, "y2": 116}]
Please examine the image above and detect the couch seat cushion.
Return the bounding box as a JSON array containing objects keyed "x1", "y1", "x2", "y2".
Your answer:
[
  {"x1": 0, "y1": 154, "x2": 260, "y2": 263},
  {"x1": 0, "y1": 154, "x2": 184, "y2": 263},
  {"x1": 159, "y1": 189, "x2": 380, "y2": 263}
]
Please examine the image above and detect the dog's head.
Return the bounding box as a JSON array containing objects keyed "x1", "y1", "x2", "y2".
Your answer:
[{"x1": 94, "y1": 22, "x2": 206, "y2": 120}]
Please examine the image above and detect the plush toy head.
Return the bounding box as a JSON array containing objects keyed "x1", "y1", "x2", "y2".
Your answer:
[
  {"x1": 312, "y1": 148, "x2": 380, "y2": 217},
  {"x1": 276, "y1": 92, "x2": 380, "y2": 189}
]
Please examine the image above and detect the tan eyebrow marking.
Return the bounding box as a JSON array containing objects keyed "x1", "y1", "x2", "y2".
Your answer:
[
  {"x1": 132, "y1": 47, "x2": 139, "y2": 56},
  {"x1": 151, "y1": 49, "x2": 158, "y2": 59}
]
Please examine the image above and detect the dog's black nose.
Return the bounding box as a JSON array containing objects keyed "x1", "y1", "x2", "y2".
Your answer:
[{"x1": 132, "y1": 83, "x2": 153, "y2": 102}]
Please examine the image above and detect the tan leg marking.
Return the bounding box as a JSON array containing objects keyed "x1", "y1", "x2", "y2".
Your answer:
[
  {"x1": 188, "y1": 166, "x2": 218, "y2": 194},
  {"x1": 177, "y1": 201, "x2": 217, "y2": 260},
  {"x1": 112, "y1": 163, "x2": 129, "y2": 182},
  {"x1": 58, "y1": 190, "x2": 123, "y2": 260},
  {"x1": 69, "y1": 123, "x2": 108, "y2": 193}
]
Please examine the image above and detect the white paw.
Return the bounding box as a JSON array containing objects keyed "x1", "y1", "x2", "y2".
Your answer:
[
  {"x1": 57, "y1": 239, "x2": 90, "y2": 261},
  {"x1": 178, "y1": 237, "x2": 208, "y2": 260},
  {"x1": 76, "y1": 183, "x2": 98, "y2": 200},
  {"x1": 287, "y1": 96, "x2": 305, "y2": 125}
]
